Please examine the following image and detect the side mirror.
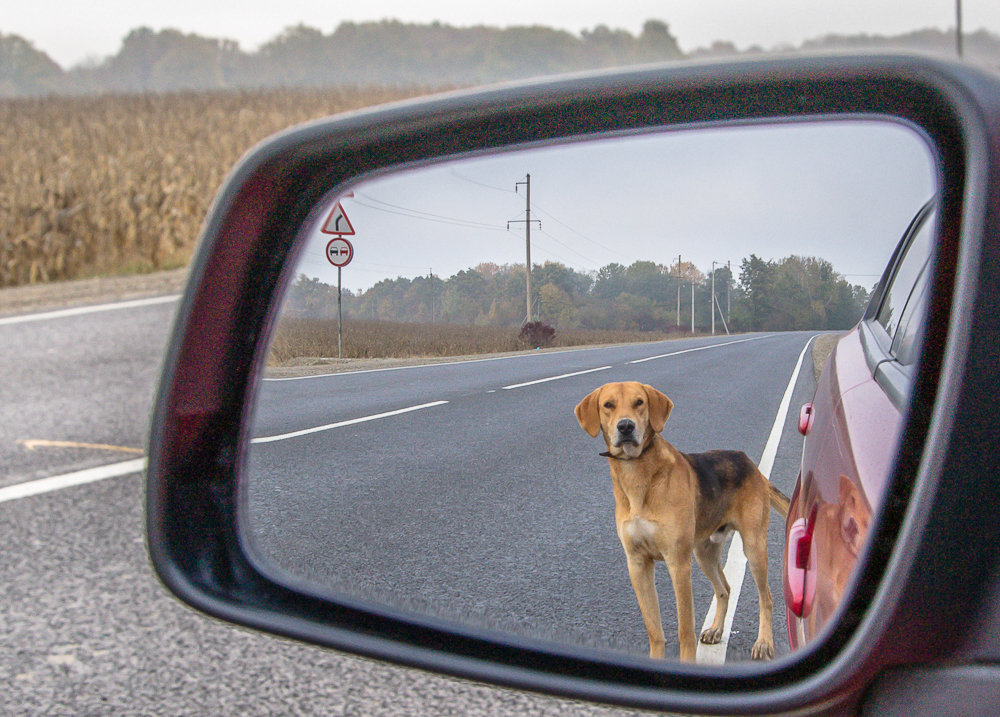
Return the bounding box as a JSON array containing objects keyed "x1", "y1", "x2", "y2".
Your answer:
[{"x1": 147, "y1": 56, "x2": 1000, "y2": 714}]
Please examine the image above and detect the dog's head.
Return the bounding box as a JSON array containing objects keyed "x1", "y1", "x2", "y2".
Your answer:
[{"x1": 574, "y1": 382, "x2": 673, "y2": 459}]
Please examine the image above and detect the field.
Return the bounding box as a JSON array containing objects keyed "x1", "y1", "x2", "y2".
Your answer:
[
  {"x1": 268, "y1": 317, "x2": 686, "y2": 365},
  {"x1": 0, "y1": 86, "x2": 433, "y2": 287}
]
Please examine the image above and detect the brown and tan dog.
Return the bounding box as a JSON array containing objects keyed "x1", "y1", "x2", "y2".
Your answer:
[{"x1": 575, "y1": 381, "x2": 789, "y2": 662}]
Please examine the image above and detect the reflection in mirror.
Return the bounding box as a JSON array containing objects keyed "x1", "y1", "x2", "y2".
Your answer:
[{"x1": 242, "y1": 121, "x2": 936, "y2": 664}]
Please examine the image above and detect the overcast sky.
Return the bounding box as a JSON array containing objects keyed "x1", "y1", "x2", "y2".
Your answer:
[
  {"x1": 8, "y1": 1, "x2": 1000, "y2": 69},
  {"x1": 296, "y1": 120, "x2": 936, "y2": 293}
]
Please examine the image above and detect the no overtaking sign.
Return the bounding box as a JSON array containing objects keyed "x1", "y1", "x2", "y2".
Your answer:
[{"x1": 326, "y1": 237, "x2": 353, "y2": 267}]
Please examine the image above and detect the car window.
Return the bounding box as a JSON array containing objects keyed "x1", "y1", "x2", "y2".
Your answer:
[
  {"x1": 875, "y1": 210, "x2": 934, "y2": 348},
  {"x1": 890, "y1": 257, "x2": 930, "y2": 365}
]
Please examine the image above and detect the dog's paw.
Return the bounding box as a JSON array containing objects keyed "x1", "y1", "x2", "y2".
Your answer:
[
  {"x1": 700, "y1": 626, "x2": 723, "y2": 645},
  {"x1": 751, "y1": 639, "x2": 774, "y2": 660}
]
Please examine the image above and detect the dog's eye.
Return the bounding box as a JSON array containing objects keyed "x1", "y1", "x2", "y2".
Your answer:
[
  {"x1": 603, "y1": 402, "x2": 614, "y2": 409},
  {"x1": 635, "y1": 399, "x2": 644, "y2": 407}
]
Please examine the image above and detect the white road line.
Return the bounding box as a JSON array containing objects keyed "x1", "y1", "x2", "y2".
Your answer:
[
  {"x1": 0, "y1": 295, "x2": 180, "y2": 326},
  {"x1": 263, "y1": 343, "x2": 666, "y2": 382},
  {"x1": 0, "y1": 458, "x2": 147, "y2": 504},
  {"x1": 1, "y1": 401, "x2": 450, "y2": 502},
  {"x1": 627, "y1": 335, "x2": 769, "y2": 364},
  {"x1": 696, "y1": 335, "x2": 815, "y2": 665},
  {"x1": 501, "y1": 365, "x2": 611, "y2": 390},
  {"x1": 251, "y1": 400, "x2": 449, "y2": 444}
]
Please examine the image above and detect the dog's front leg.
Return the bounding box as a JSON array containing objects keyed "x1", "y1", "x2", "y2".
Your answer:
[
  {"x1": 626, "y1": 556, "x2": 665, "y2": 658},
  {"x1": 664, "y1": 555, "x2": 697, "y2": 661}
]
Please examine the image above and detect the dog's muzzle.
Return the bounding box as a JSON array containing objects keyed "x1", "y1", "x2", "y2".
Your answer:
[{"x1": 614, "y1": 418, "x2": 639, "y2": 447}]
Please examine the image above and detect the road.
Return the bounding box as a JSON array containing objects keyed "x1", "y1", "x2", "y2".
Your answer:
[
  {"x1": 0, "y1": 290, "x2": 816, "y2": 714},
  {"x1": 246, "y1": 332, "x2": 812, "y2": 662}
]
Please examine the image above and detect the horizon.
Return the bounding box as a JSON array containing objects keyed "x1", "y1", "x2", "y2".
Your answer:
[{"x1": 6, "y1": 1, "x2": 1000, "y2": 70}]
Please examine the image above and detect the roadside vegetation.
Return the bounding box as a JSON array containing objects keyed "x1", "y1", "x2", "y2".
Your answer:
[{"x1": 267, "y1": 317, "x2": 682, "y2": 365}]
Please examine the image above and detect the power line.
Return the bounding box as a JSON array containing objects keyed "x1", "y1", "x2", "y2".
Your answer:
[
  {"x1": 351, "y1": 193, "x2": 507, "y2": 232},
  {"x1": 536, "y1": 228, "x2": 600, "y2": 266},
  {"x1": 529, "y1": 200, "x2": 620, "y2": 259},
  {"x1": 448, "y1": 167, "x2": 517, "y2": 194}
]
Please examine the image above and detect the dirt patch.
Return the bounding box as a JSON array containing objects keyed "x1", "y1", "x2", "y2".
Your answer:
[{"x1": 0, "y1": 268, "x2": 189, "y2": 317}]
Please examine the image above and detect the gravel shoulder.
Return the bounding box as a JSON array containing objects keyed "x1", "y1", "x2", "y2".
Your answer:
[{"x1": 0, "y1": 268, "x2": 189, "y2": 317}]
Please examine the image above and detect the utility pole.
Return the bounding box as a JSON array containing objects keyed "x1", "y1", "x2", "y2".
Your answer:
[
  {"x1": 675, "y1": 254, "x2": 682, "y2": 327},
  {"x1": 691, "y1": 283, "x2": 695, "y2": 334},
  {"x1": 957, "y1": 0, "x2": 964, "y2": 58},
  {"x1": 429, "y1": 268, "x2": 435, "y2": 323},
  {"x1": 711, "y1": 260, "x2": 717, "y2": 335},
  {"x1": 509, "y1": 174, "x2": 541, "y2": 323},
  {"x1": 727, "y1": 260, "x2": 731, "y2": 321}
]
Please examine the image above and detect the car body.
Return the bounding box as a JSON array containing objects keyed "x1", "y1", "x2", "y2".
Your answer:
[{"x1": 784, "y1": 200, "x2": 936, "y2": 649}]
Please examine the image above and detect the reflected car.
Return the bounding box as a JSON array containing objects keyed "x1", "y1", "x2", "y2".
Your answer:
[{"x1": 784, "y1": 199, "x2": 935, "y2": 648}]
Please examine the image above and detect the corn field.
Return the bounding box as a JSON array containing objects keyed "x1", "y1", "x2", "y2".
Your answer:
[{"x1": 0, "y1": 87, "x2": 432, "y2": 287}]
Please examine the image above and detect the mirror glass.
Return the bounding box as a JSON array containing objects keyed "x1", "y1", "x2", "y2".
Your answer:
[{"x1": 241, "y1": 120, "x2": 936, "y2": 665}]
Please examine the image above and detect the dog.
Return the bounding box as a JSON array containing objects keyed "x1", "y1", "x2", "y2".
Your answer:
[{"x1": 575, "y1": 381, "x2": 790, "y2": 662}]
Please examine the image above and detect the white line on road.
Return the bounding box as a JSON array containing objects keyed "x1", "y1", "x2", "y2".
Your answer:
[
  {"x1": 501, "y1": 365, "x2": 611, "y2": 390},
  {"x1": 251, "y1": 400, "x2": 450, "y2": 444},
  {"x1": 0, "y1": 295, "x2": 180, "y2": 326},
  {"x1": 695, "y1": 335, "x2": 815, "y2": 665},
  {"x1": 627, "y1": 335, "x2": 769, "y2": 364},
  {"x1": 263, "y1": 344, "x2": 662, "y2": 382},
  {"x1": 0, "y1": 458, "x2": 147, "y2": 504},
  {"x1": 1, "y1": 401, "x2": 452, "y2": 503}
]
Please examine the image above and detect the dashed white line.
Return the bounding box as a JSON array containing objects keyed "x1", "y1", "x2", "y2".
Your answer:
[
  {"x1": 501, "y1": 365, "x2": 612, "y2": 390},
  {"x1": 2, "y1": 400, "x2": 453, "y2": 502},
  {"x1": 250, "y1": 400, "x2": 449, "y2": 444},
  {"x1": 695, "y1": 334, "x2": 814, "y2": 665},
  {"x1": 0, "y1": 458, "x2": 147, "y2": 504},
  {"x1": 0, "y1": 295, "x2": 180, "y2": 326},
  {"x1": 627, "y1": 335, "x2": 769, "y2": 364}
]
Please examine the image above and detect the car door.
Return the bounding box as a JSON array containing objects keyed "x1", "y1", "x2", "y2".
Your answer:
[{"x1": 786, "y1": 201, "x2": 935, "y2": 647}]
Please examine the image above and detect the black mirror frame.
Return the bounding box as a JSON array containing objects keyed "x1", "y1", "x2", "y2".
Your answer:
[{"x1": 147, "y1": 55, "x2": 1000, "y2": 714}]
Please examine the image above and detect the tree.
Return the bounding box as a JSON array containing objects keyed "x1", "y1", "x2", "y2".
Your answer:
[
  {"x1": 592, "y1": 263, "x2": 627, "y2": 299},
  {"x1": 739, "y1": 254, "x2": 775, "y2": 331},
  {"x1": 637, "y1": 20, "x2": 683, "y2": 61},
  {"x1": 441, "y1": 268, "x2": 490, "y2": 323},
  {"x1": 538, "y1": 282, "x2": 578, "y2": 327},
  {"x1": 0, "y1": 34, "x2": 64, "y2": 96}
]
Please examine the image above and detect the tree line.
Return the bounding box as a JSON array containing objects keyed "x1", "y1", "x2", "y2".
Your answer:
[
  {"x1": 1, "y1": 20, "x2": 681, "y2": 96},
  {"x1": 4, "y1": 21, "x2": 1000, "y2": 97},
  {"x1": 284, "y1": 255, "x2": 871, "y2": 334}
]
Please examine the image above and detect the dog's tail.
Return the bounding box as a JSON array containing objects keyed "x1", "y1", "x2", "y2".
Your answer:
[{"x1": 769, "y1": 483, "x2": 791, "y2": 518}]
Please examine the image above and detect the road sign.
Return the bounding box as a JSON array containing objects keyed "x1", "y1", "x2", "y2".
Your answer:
[
  {"x1": 321, "y1": 201, "x2": 355, "y2": 235},
  {"x1": 326, "y1": 237, "x2": 354, "y2": 267}
]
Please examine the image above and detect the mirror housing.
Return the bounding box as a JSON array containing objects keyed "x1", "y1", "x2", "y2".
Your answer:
[{"x1": 147, "y1": 55, "x2": 1000, "y2": 714}]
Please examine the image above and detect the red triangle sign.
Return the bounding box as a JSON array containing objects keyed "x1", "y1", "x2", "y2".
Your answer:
[{"x1": 321, "y1": 202, "x2": 355, "y2": 235}]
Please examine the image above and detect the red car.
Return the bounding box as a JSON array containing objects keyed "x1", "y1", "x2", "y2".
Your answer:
[{"x1": 785, "y1": 200, "x2": 935, "y2": 648}]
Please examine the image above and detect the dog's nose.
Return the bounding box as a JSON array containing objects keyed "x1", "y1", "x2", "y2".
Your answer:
[{"x1": 617, "y1": 418, "x2": 635, "y2": 435}]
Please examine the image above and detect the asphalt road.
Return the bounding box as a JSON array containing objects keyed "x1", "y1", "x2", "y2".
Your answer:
[
  {"x1": 0, "y1": 292, "x2": 816, "y2": 714},
  {"x1": 245, "y1": 332, "x2": 814, "y2": 662}
]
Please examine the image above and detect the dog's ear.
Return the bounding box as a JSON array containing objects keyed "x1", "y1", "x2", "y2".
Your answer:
[
  {"x1": 643, "y1": 385, "x2": 673, "y2": 433},
  {"x1": 574, "y1": 387, "x2": 603, "y2": 437}
]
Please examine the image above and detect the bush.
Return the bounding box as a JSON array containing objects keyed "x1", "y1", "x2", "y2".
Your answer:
[{"x1": 518, "y1": 321, "x2": 556, "y2": 348}]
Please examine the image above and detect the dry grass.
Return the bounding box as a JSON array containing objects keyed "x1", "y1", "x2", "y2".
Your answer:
[
  {"x1": 268, "y1": 318, "x2": 688, "y2": 365},
  {"x1": 0, "y1": 86, "x2": 434, "y2": 287},
  {"x1": 811, "y1": 332, "x2": 841, "y2": 381}
]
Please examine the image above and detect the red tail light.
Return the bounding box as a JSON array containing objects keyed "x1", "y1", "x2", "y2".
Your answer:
[{"x1": 786, "y1": 505, "x2": 818, "y2": 617}]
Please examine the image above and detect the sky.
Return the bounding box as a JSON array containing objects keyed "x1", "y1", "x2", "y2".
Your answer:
[
  {"x1": 8, "y1": 1, "x2": 1000, "y2": 69},
  {"x1": 295, "y1": 120, "x2": 936, "y2": 294}
]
